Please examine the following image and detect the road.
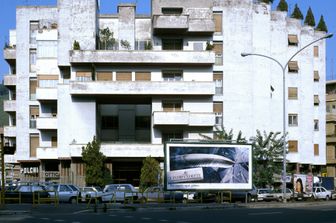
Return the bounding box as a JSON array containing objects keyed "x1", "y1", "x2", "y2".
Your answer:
[{"x1": 1, "y1": 202, "x2": 336, "y2": 223}]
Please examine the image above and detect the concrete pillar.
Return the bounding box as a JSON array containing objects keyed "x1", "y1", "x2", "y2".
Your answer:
[{"x1": 118, "y1": 4, "x2": 136, "y2": 50}]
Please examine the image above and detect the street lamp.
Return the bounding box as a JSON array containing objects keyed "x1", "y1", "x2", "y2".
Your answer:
[{"x1": 241, "y1": 33, "x2": 333, "y2": 203}]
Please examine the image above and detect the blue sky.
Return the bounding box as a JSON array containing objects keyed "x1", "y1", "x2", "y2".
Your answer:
[{"x1": 0, "y1": 0, "x2": 335, "y2": 80}]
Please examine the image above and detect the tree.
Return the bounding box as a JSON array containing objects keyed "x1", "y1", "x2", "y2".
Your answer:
[
  {"x1": 82, "y1": 137, "x2": 111, "y2": 186},
  {"x1": 290, "y1": 4, "x2": 303, "y2": 20},
  {"x1": 304, "y1": 7, "x2": 315, "y2": 27},
  {"x1": 99, "y1": 27, "x2": 116, "y2": 50},
  {"x1": 139, "y1": 156, "x2": 161, "y2": 192},
  {"x1": 73, "y1": 40, "x2": 80, "y2": 50},
  {"x1": 200, "y1": 124, "x2": 247, "y2": 144},
  {"x1": 250, "y1": 130, "x2": 286, "y2": 188},
  {"x1": 276, "y1": 0, "x2": 288, "y2": 12},
  {"x1": 316, "y1": 15, "x2": 328, "y2": 32}
]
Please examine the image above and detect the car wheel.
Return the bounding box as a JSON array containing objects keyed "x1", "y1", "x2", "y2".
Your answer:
[
  {"x1": 182, "y1": 198, "x2": 187, "y2": 204},
  {"x1": 139, "y1": 197, "x2": 146, "y2": 204},
  {"x1": 326, "y1": 195, "x2": 330, "y2": 201},
  {"x1": 278, "y1": 196, "x2": 283, "y2": 202},
  {"x1": 70, "y1": 197, "x2": 77, "y2": 204}
]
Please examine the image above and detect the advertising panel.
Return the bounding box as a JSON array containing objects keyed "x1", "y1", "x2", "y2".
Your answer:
[
  {"x1": 293, "y1": 174, "x2": 313, "y2": 194},
  {"x1": 165, "y1": 142, "x2": 252, "y2": 190}
]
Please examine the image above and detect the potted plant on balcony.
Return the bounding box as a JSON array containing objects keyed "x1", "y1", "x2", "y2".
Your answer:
[{"x1": 99, "y1": 27, "x2": 116, "y2": 50}]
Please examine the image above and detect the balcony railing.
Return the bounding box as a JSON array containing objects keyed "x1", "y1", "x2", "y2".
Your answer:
[
  {"x1": 3, "y1": 75, "x2": 16, "y2": 87},
  {"x1": 153, "y1": 111, "x2": 215, "y2": 126}
]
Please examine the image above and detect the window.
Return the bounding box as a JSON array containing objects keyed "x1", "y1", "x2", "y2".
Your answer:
[
  {"x1": 97, "y1": 72, "x2": 112, "y2": 81},
  {"x1": 213, "y1": 102, "x2": 223, "y2": 125},
  {"x1": 135, "y1": 40, "x2": 151, "y2": 50},
  {"x1": 314, "y1": 144, "x2": 319, "y2": 156},
  {"x1": 314, "y1": 119, "x2": 319, "y2": 131},
  {"x1": 38, "y1": 75, "x2": 58, "y2": 88},
  {"x1": 162, "y1": 132, "x2": 183, "y2": 143},
  {"x1": 162, "y1": 7, "x2": 183, "y2": 15},
  {"x1": 314, "y1": 95, "x2": 320, "y2": 106},
  {"x1": 214, "y1": 13, "x2": 223, "y2": 34},
  {"x1": 101, "y1": 116, "x2": 118, "y2": 129},
  {"x1": 162, "y1": 101, "x2": 182, "y2": 112},
  {"x1": 213, "y1": 71, "x2": 223, "y2": 95},
  {"x1": 135, "y1": 116, "x2": 150, "y2": 129},
  {"x1": 162, "y1": 70, "x2": 183, "y2": 81},
  {"x1": 288, "y1": 140, "x2": 298, "y2": 153},
  {"x1": 314, "y1": 46, "x2": 319, "y2": 57},
  {"x1": 135, "y1": 72, "x2": 151, "y2": 81},
  {"x1": 30, "y1": 49, "x2": 37, "y2": 72},
  {"x1": 288, "y1": 114, "x2": 298, "y2": 126},
  {"x1": 288, "y1": 87, "x2": 298, "y2": 100},
  {"x1": 37, "y1": 41, "x2": 57, "y2": 58},
  {"x1": 116, "y1": 71, "x2": 132, "y2": 81},
  {"x1": 288, "y1": 61, "x2": 299, "y2": 73},
  {"x1": 30, "y1": 106, "x2": 39, "y2": 128},
  {"x1": 213, "y1": 42, "x2": 223, "y2": 65},
  {"x1": 29, "y1": 78, "x2": 37, "y2": 100},
  {"x1": 288, "y1": 34, "x2": 298, "y2": 46},
  {"x1": 162, "y1": 39, "x2": 183, "y2": 50},
  {"x1": 76, "y1": 71, "x2": 92, "y2": 82},
  {"x1": 314, "y1": 71, "x2": 320, "y2": 82},
  {"x1": 51, "y1": 136, "x2": 57, "y2": 147},
  {"x1": 30, "y1": 134, "x2": 39, "y2": 157},
  {"x1": 30, "y1": 21, "x2": 39, "y2": 44}
]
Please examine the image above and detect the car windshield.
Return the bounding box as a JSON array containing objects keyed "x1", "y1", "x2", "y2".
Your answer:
[
  {"x1": 69, "y1": 185, "x2": 79, "y2": 191},
  {"x1": 94, "y1": 186, "x2": 102, "y2": 192}
]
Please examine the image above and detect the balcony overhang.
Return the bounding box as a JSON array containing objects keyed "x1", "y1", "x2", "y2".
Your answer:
[
  {"x1": 36, "y1": 117, "x2": 57, "y2": 130},
  {"x1": 3, "y1": 75, "x2": 16, "y2": 87},
  {"x1": 153, "y1": 111, "x2": 215, "y2": 127},
  {"x1": 36, "y1": 88, "x2": 58, "y2": 101},
  {"x1": 36, "y1": 147, "x2": 58, "y2": 159},
  {"x1": 70, "y1": 81, "x2": 215, "y2": 96},
  {"x1": 153, "y1": 15, "x2": 189, "y2": 33},
  {"x1": 4, "y1": 48, "x2": 16, "y2": 65},
  {"x1": 4, "y1": 126, "x2": 16, "y2": 137},
  {"x1": 70, "y1": 50, "x2": 215, "y2": 65},
  {"x1": 3, "y1": 100, "x2": 16, "y2": 113}
]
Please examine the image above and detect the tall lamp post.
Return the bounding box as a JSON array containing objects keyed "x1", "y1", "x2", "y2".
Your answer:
[{"x1": 241, "y1": 33, "x2": 333, "y2": 203}]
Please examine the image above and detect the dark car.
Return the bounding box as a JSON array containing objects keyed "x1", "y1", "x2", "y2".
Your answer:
[
  {"x1": 138, "y1": 186, "x2": 184, "y2": 203},
  {"x1": 5, "y1": 184, "x2": 50, "y2": 203}
]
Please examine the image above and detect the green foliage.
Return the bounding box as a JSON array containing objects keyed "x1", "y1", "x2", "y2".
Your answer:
[
  {"x1": 205, "y1": 41, "x2": 214, "y2": 51},
  {"x1": 200, "y1": 125, "x2": 247, "y2": 144},
  {"x1": 99, "y1": 27, "x2": 116, "y2": 50},
  {"x1": 73, "y1": 40, "x2": 80, "y2": 50},
  {"x1": 250, "y1": 130, "x2": 286, "y2": 188},
  {"x1": 139, "y1": 156, "x2": 161, "y2": 191},
  {"x1": 316, "y1": 15, "x2": 328, "y2": 32},
  {"x1": 290, "y1": 4, "x2": 303, "y2": 20},
  {"x1": 144, "y1": 41, "x2": 153, "y2": 50},
  {"x1": 120, "y1": 40, "x2": 131, "y2": 50},
  {"x1": 304, "y1": 7, "x2": 315, "y2": 26},
  {"x1": 82, "y1": 137, "x2": 111, "y2": 186},
  {"x1": 259, "y1": 0, "x2": 274, "y2": 3},
  {"x1": 276, "y1": 0, "x2": 288, "y2": 12}
]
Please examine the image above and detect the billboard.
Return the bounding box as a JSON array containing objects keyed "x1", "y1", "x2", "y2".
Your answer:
[
  {"x1": 164, "y1": 142, "x2": 252, "y2": 190},
  {"x1": 293, "y1": 174, "x2": 313, "y2": 194}
]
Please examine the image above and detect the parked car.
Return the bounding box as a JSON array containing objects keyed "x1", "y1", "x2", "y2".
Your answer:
[
  {"x1": 272, "y1": 188, "x2": 294, "y2": 201},
  {"x1": 256, "y1": 188, "x2": 277, "y2": 202},
  {"x1": 312, "y1": 186, "x2": 332, "y2": 200},
  {"x1": 80, "y1": 186, "x2": 104, "y2": 202},
  {"x1": 102, "y1": 184, "x2": 138, "y2": 203},
  {"x1": 138, "y1": 186, "x2": 184, "y2": 203},
  {"x1": 229, "y1": 185, "x2": 258, "y2": 203},
  {"x1": 5, "y1": 184, "x2": 50, "y2": 203},
  {"x1": 47, "y1": 184, "x2": 81, "y2": 203}
]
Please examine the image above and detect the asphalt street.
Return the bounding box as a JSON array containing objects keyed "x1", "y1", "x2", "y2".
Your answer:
[{"x1": 1, "y1": 201, "x2": 336, "y2": 223}]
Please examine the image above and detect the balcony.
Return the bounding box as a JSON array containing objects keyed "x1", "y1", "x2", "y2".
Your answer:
[
  {"x1": 327, "y1": 136, "x2": 336, "y2": 144},
  {"x1": 3, "y1": 75, "x2": 16, "y2": 87},
  {"x1": 3, "y1": 100, "x2": 16, "y2": 112},
  {"x1": 327, "y1": 113, "x2": 336, "y2": 122},
  {"x1": 153, "y1": 15, "x2": 189, "y2": 32},
  {"x1": 70, "y1": 81, "x2": 215, "y2": 96},
  {"x1": 36, "y1": 88, "x2": 58, "y2": 101},
  {"x1": 153, "y1": 111, "x2": 215, "y2": 126},
  {"x1": 36, "y1": 117, "x2": 57, "y2": 130},
  {"x1": 70, "y1": 143, "x2": 164, "y2": 157},
  {"x1": 4, "y1": 47, "x2": 16, "y2": 62},
  {"x1": 70, "y1": 50, "x2": 215, "y2": 65},
  {"x1": 4, "y1": 126, "x2": 16, "y2": 137},
  {"x1": 36, "y1": 147, "x2": 58, "y2": 159},
  {"x1": 326, "y1": 94, "x2": 336, "y2": 102}
]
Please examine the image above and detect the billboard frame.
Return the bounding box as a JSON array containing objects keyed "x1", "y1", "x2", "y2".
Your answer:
[{"x1": 164, "y1": 141, "x2": 253, "y2": 191}]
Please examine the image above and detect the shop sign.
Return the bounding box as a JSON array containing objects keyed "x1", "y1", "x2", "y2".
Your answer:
[
  {"x1": 21, "y1": 167, "x2": 39, "y2": 175},
  {"x1": 45, "y1": 171, "x2": 60, "y2": 179}
]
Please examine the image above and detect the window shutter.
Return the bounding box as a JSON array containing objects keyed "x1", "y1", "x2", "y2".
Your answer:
[
  {"x1": 213, "y1": 102, "x2": 223, "y2": 113},
  {"x1": 30, "y1": 79, "x2": 37, "y2": 94},
  {"x1": 288, "y1": 87, "x2": 298, "y2": 99},
  {"x1": 135, "y1": 72, "x2": 151, "y2": 81},
  {"x1": 30, "y1": 134, "x2": 39, "y2": 157},
  {"x1": 314, "y1": 46, "x2": 319, "y2": 57},
  {"x1": 76, "y1": 71, "x2": 91, "y2": 78},
  {"x1": 314, "y1": 144, "x2": 319, "y2": 156},
  {"x1": 288, "y1": 61, "x2": 299, "y2": 72},
  {"x1": 116, "y1": 72, "x2": 132, "y2": 81},
  {"x1": 214, "y1": 13, "x2": 222, "y2": 33},
  {"x1": 314, "y1": 95, "x2": 320, "y2": 105},
  {"x1": 288, "y1": 140, "x2": 298, "y2": 153},
  {"x1": 314, "y1": 71, "x2": 320, "y2": 81},
  {"x1": 213, "y1": 71, "x2": 223, "y2": 81},
  {"x1": 288, "y1": 34, "x2": 298, "y2": 45},
  {"x1": 213, "y1": 42, "x2": 223, "y2": 54},
  {"x1": 30, "y1": 106, "x2": 39, "y2": 116},
  {"x1": 97, "y1": 72, "x2": 112, "y2": 81}
]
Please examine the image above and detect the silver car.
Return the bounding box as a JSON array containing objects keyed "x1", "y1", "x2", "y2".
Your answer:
[
  {"x1": 80, "y1": 186, "x2": 104, "y2": 202},
  {"x1": 47, "y1": 184, "x2": 80, "y2": 203},
  {"x1": 102, "y1": 184, "x2": 138, "y2": 203}
]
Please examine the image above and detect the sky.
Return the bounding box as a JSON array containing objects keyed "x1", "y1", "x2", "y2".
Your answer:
[{"x1": 0, "y1": 0, "x2": 335, "y2": 80}]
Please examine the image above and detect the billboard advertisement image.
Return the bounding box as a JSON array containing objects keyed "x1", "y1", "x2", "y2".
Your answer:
[{"x1": 164, "y1": 142, "x2": 252, "y2": 190}]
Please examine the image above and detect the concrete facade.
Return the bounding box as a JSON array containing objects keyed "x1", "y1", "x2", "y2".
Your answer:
[{"x1": 2, "y1": 0, "x2": 328, "y2": 186}]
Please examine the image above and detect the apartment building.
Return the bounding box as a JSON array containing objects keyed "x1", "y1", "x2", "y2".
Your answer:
[
  {"x1": 3, "y1": 0, "x2": 327, "y2": 186},
  {"x1": 326, "y1": 81, "x2": 336, "y2": 177}
]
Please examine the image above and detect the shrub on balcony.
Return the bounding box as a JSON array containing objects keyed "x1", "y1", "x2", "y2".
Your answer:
[
  {"x1": 73, "y1": 40, "x2": 80, "y2": 50},
  {"x1": 290, "y1": 4, "x2": 303, "y2": 20},
  {"x1": 206, "y1": 41, "x2": 214, "y2": 51},
  {"x1": 304, "y1": 7, "x2": 316, "y2": 27},
  {"x1": 121, "y1": 40, "x2": 131, "y2": 50},
  {"x1": 316, "y1": 15, "x2": 328, "y2": 32},
  {"x1": 99, "y1": 27, "x2": 116, "y2": 50},
  {"x1": 145, "y1": 41, "x2": 153, "y2": 50},
  {"x1": 276, "y1": 0, "x2": 288, "y2": 12}
]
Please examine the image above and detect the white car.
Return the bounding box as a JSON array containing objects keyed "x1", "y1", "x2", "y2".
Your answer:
[
  {"x1": 102, "y1": 184, "x2": 138, "y2": 203},
  {"x1": 80, "y1": 186, "x2": 104, "y2": 202},
  {"x1": 312, "y1": 186, "x2": 331, "y2": 200}
]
